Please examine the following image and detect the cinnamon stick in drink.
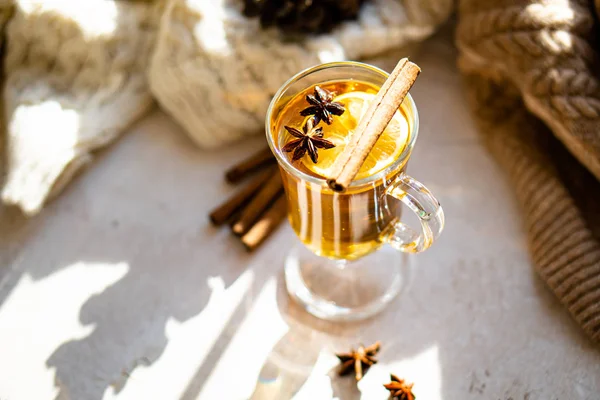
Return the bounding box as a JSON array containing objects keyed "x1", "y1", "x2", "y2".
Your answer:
[
  {"x1": 327, "y1": 58, "x2": 420, "y2": 192},
  {"x1": 241, "y1": 195, "x2": 287, "y2": 251},
  {"x1": 225, "y1": 147, "x2": 275, "y2": 183},
  {"x1": 232, "y1": 172, "x2": 283, "y2": 235},
  {"x1": 209, "y1": 168, "x2": 274, "y2": 225}
]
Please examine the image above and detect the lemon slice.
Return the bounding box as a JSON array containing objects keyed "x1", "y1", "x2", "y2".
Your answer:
[{"x1": 304, "y1": 91, "x2": 409, "y2": 180}]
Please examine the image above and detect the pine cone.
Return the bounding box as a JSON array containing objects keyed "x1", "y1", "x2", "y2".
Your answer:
[{"x1": 242, "y1": 0, "x2": 367, "y2": 34}]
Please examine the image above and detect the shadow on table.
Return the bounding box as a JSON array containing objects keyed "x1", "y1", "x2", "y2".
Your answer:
[
  {"x1": 0, "y1": 4, "x2": 262, "y2": 398},
  {"x1": 0, "y1": 111, "x2": 265, "y2": 400},
  {"x1": 40, "y1": 134, "x2": 264, "y2": 400}
]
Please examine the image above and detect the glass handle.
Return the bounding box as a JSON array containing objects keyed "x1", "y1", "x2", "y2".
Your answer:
[{"x1": 384, "y1": 174, "x2": 445, "y2": 253}]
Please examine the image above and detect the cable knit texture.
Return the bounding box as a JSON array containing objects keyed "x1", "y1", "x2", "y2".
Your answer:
[
  {"x1": 149, "y1": 0, "x2": 452, "y2": 148},
  {"x1": 457, "y1": 0, "x2": 600, "y2": 343},
  {"x1": 0, "y1": 0, "x2": 13, "y2": 47},
  {"x1": 2, "y1": 0, "x2": 163, "y2": 215}
]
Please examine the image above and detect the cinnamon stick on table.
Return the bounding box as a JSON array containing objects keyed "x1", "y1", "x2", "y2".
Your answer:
[
  {"x1": 225, "y1": 147, "x2": 275, "y2": 183},
  {"x1": 231, "y1": 172, "x2": 283, "y2": 235},
  {"x1": 241, "y1": 195, "x2": 287, "y2": 251},
  {"x1": 209, "y1": 167, "x2": 274, "y2": 225},
  {"x1": 327, "y1": 58, "x2": 421, "y2": 192}
]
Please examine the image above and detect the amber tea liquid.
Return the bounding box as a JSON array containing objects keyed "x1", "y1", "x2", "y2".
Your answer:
[{"x1": 272, "y1": 80, "x2": 412, "y2": 260}]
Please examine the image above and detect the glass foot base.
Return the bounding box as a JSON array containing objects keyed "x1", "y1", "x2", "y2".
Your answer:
[{"x1": 284, "y1": 244, "x2": 413, "y2": 321}]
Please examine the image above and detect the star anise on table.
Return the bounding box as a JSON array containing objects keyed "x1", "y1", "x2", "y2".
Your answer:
[
  {"x1": 383, "y1": 374, "x2": 416, "y2": 400},
  {"x1": 336, "y1": 341, "x2": 380, "y2": 381},
  {"x1": 283, "y1": 116, "x2": 335, "y2": 163},
  {"x1": 300, "y1": 85, "x2": 345, "y2": 125}
]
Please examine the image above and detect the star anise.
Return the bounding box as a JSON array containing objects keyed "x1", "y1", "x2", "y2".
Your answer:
[
  {"x1": 383, "y1": 374, "x2": 416, "y2": 400},
  {"x1": 336, "y1": 341, "x2": 380, "y2": 381},
  {"x1": 300, "y1": 85, "x2": 345, "y2": 125},
  {"x1": 282, "y1": 117, "x2": 335, "y2": 163}
]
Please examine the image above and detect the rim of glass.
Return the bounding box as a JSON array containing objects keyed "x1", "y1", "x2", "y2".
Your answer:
[{"x1": 265, "y1": 61, "x2": 419, "y2": 188}]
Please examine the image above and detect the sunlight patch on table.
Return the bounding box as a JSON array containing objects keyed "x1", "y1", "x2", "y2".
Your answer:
[
  {"x1": 288, "y1": 351, "x2": 338, "y2": 400},
  {"x1": 0, "y1": 262, "x2": 128, "y2": 399},
  {"x1": 356, "y1": 345, "x2": 442, "y2": 400},
  {"x1": 197, "y1": 277, "x2": 289, "y2": 400},
  {"x1": 102, "y1": 269, "x2": 254, "y2": 400}
]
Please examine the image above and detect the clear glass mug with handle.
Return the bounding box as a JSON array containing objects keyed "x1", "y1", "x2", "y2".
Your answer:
[{"x1": 266, "y1": 61, "x2": 444, "y2": 321}]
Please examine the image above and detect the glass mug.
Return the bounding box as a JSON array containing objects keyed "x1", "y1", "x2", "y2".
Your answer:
[{"x1": 266, "y1": 61, "x2": 444, "y2": 321}]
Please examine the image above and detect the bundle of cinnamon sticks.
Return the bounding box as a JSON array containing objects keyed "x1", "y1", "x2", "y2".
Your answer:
[{"x1": 209, "y1": 147, "x2": 286, "y2": 251}]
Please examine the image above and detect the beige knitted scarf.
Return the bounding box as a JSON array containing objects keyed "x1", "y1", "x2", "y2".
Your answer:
[{"x1": 457, "y1": 0, "x2": 600, "y2": 343}]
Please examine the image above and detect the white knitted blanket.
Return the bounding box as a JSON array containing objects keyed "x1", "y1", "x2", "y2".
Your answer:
[
  {"x1": 149, "y1": 0, "x2": 451, "y2": 148},
  {"x1": 2, "y1": 0, "x2": 162, "y2": 215},
  {"x1": 1, "y1": 0, "x2": 451, "y2": 215}
]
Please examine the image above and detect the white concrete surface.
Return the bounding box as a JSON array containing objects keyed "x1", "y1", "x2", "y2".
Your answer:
[{"x1": 0, "y1": 33, "x2": 599, "y2": 400}]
